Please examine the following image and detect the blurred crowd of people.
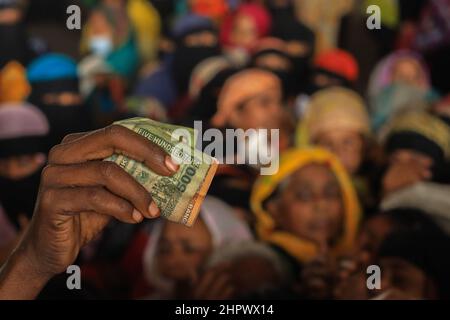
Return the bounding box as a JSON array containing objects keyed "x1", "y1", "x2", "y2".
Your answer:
[{"x1": 1, "y1": 0, "x2": 450, "y2": 300}]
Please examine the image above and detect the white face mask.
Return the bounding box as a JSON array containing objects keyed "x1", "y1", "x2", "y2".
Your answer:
[{"x1": 89, "y1": 36, "x2": 113, "y2": 57}]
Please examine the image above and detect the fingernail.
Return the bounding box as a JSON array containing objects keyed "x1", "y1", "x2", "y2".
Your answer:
[
  {"x1": 165, "y1": 155, "x2": 179, "y2": 173},
  {"x1": 132, "y1": 209, "x2": 144, "y2": 223},
  {"x1": 148, "y1": 202, "x2": 161, "y2": 218}
]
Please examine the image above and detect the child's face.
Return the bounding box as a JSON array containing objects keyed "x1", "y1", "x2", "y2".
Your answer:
[
  {"x1": 377, "y1": 257, "x2": 437, "y2": 299},
  {"x1": 230, "y1": 14, "x2": 258, "y2": 50},
  {"x1": 357, "y1": 215, "x2": 393, "y2": 265},
  {"x1": 156, "y1": 219, "x2": 212, "y2": 282},
  {"x1": 0, "y1": 154, "x2": 46, "y2": 180},
  {"x1": 269, "y1": 163, "x2": 344, "y2": 245},
  {"x1": 315, "y1": 130, "x2": 364, "y2": 175},
  {"x1": 228, "y1": 88, "x2": 283, "y2": 130}
]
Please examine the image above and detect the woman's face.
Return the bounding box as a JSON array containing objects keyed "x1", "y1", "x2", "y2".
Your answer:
[
  {"x1": 156, "y1": 219, "x2": 212, "y2": 282},
  {"x1": 315, "y1": 130, "x2": 364, "y2": 175},
  {"x1": 392, "y1": 58, "x2": 426, "y2": 89},
  {"x1": 269, "y1": 163, "x2": 344, "y2": 245},
  {"x1": 88, "y1": 11, "x2": 113, "y2": 39},
  {"x1": 230, "y1": 14, "x2": 258, "y2": 50},
  {"x1": 228, "y1": 88, "x2": 283, "y2": 130}
]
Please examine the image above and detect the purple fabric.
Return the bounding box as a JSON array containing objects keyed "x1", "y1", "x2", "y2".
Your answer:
[{"x1": 0, "y1": 103, "x2": 49, "y2": 139}]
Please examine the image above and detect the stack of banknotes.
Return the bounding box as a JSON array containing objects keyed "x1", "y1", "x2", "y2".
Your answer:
[{"x1": 105, "y1": 118, "x2": 218, "y2": 227}]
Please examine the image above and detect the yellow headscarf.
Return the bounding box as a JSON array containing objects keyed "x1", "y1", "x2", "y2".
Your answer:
[
  {"x1": 296, "y1": 87, "x2": 370, "y2": 147},
  {"x1": 0, "y1": 61, "x2": 31, "y2": 104},
  {"x1": 250, "y1": 148, "x2": 361, "y2": 264}
]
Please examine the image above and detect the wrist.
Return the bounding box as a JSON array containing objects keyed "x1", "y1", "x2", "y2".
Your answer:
[{"x1": 0, "y1": 241, "x2": 52, "y2": 299}]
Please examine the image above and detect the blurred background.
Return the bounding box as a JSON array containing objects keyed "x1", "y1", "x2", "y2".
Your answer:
[{"x1": 1, "y1": 0, "x2": 450, "y2": 300}]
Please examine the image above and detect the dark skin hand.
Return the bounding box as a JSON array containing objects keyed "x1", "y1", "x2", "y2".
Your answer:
[{"x1": 0, "y1": 125, "x2": 179, "y2": 299}]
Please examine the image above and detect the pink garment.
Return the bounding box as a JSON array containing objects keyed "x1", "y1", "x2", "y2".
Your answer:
[
  {"x1": 0, "y1": 103, "x2": 49, "y2": 139},
  {"x1": 367, "y1": 50, "x2": 430, "y2": 99}
]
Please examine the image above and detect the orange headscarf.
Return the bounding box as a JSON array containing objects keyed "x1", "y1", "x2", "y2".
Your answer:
[{"x1": 0, "y1": 61, "x2": 30, "y2": 104}]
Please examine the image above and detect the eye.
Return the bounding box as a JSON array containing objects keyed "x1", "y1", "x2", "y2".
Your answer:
[
  {"x1": 293, "y1": 188, "x2": 314, "y2": 201},
  {"x1": 183, "y1": 243, "x2": 205, "y2": 254},
  {"x1": 323, "y1": 185, "x2": 341, "y2": 199}
]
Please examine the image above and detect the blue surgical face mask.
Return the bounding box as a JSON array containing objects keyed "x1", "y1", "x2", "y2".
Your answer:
[{"x1": 89, "y1": 36, "x2": 113, "y2": 57}]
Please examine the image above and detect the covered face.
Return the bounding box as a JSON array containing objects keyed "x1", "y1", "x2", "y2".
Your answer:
[
  {"x1": 251, "y1": 37, "x2": 295, "y2": 98},
  {"x1": 368, "y1": 50, "x2": 430, "y2": 99},
  {"x1": 83, "y1": 4, "x2": 138, "y2": 78},
  {"x1": 85, "y1": 2, "x2": 130, "y2": 57},
  {"x1": 211, "y1": 68, "x2": 283, "y2": 130},
  {"x1": 0, "y1": 103, "x2": 49, "y2": 227},
  {"x1": 171, "y1": 14, "x2": 220, "y2": 95},
  {"x1": 27, "y1": 53, "x2": 88, "y2": 151},
  {"x1": 143, "y1": 196, "x2": 253, "y2": 297},
  {"x1": 0, "y1": 0, "x2": 33, "y2": 68},
  {"x1": 251, "y1": 148, "x2": 361, "y2": 264},
  {"x1": 297, "y1": 87, "x2": 371, "y2": 175}
]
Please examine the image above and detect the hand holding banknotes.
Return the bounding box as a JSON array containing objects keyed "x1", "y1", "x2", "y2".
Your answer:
[{"x1": 0, "y1": 125, "x2": 179, "y2": 299}]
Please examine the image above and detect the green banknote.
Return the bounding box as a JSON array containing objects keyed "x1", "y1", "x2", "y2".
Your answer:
[{"x1": 105, "y1": 118, "x2": 218, "y2": 226}]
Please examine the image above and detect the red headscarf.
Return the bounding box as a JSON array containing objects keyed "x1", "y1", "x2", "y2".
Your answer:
[{"x1": 220, "y1": 3, "x2": 272, "y2": 51}]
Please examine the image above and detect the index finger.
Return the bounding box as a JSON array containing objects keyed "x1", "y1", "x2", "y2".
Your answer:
[{"x1": 49, "y1": 125, "x2": 179, "y2": 176}]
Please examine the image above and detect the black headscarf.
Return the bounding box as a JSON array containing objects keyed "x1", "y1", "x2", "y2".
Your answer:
[
  {"x1": 170, "y1": 16, "x2": 221, "y2": 95},
  {"x1": 386, "y1": 131, "x2": 446, "y2": 183},
  {"x1": 29, "y1": 78, "x2": 91, "y2": 151},
  {"x1": 269, "y1": 5, "x2": 315, "y2": 94},
  {"x1": 379, "y1": 228, "x2": 450, "y2": 299}
]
